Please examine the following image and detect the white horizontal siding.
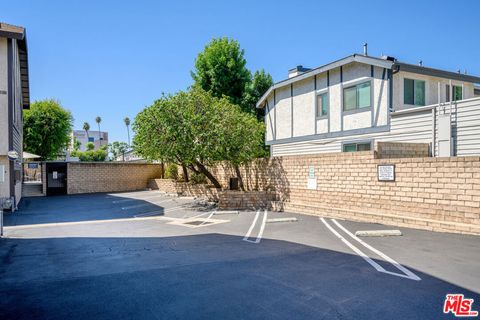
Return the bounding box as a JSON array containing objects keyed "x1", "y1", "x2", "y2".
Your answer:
[{"x1": 271, "y1": 98, "x2": 480, "y2": 157}]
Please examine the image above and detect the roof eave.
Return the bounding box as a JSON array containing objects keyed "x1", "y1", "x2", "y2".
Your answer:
[
  {"x1": 394, "y1": 62, "x2": 480, "y2": 84},
  {"x1": 256, "y1": 54, "x2": 394, "y2": 108}
]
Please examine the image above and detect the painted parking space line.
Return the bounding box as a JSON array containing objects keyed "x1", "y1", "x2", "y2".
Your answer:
[
  {"x1": 320, "y1": 218, "x2": 420, "y2": 281},
  {"x1": 243, "y1": 210, "x2": 268, "y2": 244}
]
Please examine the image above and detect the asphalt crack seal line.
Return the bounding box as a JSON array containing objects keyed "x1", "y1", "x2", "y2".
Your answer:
[{"x1": 320, "y1": 218, "x2": 420, "y2": 281}]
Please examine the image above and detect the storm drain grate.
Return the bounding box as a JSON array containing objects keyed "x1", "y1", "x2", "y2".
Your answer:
[{"x1": 183, "y1": 220, "x2": 215, "y2": 226}]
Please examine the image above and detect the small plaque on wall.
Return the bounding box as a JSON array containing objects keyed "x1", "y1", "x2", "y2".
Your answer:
[{"x1": 378, "y1": 164, "x2": 395, "y2": 182}]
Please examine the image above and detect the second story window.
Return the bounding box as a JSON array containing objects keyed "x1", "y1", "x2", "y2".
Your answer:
[
  {"x1": 316, "y1": 93, "x2": 328, "y2": 117},
  {"x1": 343, "y1": 81, "x2": 371, "y2": 112},
  {"x1": 404, "y1": 78, "x2": 425, "y2": 106},
  {"x1": 88, "y1": 137, "x2": 94, "y2": 142},
  {"x1": 446, "y1": 85, "x2": 463, "y2": 102}
]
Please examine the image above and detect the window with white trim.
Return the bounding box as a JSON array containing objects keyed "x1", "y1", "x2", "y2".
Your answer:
[
  {"x1": 343, "y1": 81, "x2": 371, "y2": 111},
  {"x1": 316, "y1": 93, "x2": 328, "y2": 117},
  {"x1": 404, "y1": 78, "x2": 425, "y2": 106}
]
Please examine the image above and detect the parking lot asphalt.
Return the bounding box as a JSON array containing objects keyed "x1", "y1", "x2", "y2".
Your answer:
[{"x1": 1, "y1": 190, "x2": 479, "y2": 319}]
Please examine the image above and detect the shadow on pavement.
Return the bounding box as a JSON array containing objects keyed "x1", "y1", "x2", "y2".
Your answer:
[{"x1": 0, "y1": 233, "x2": 478, "y2": 320}]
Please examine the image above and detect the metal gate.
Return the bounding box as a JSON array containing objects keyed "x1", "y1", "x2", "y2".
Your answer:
[{"x1": 46, "y1": 162, "x2": 67, "y2": 196}]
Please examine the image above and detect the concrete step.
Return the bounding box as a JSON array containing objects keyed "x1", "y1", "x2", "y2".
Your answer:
[
  {"x1": 280, "y1": 201, "x2": 480, "y2": 236},
  {"x1": 22, "y1": 183, "x2": 44, "y2": 197}
]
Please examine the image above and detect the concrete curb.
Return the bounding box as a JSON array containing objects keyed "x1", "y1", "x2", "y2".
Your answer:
[{"x1": 355, "y1": 230, "x2": 402, "y2": 237}]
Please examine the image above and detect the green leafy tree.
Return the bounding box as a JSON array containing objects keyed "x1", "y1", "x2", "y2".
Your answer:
[
  {"x1": 86, "y1": 142, "x2": 95, "y2": 151},
  {"x1": 109, "y1": 141, "x2": 129, "y2": 161},
  {"x1": 242, "y1": 69, "x2": 274, "y2": 118},
  {"x1": 73, "y1": 138, "x2": 81, "y2": 151},
  {"x1": 133, "y1": 87, "x2": 266, "y2": 188},
  {"x1": 23, "y1": 99, "x2": 73, "y2": 160},
  {"x1": 73, "y1": 149, "x2": 107, "y2": 162},
  {"x1": 191, "y1": 38, "x2": 251, "y2": 105}
]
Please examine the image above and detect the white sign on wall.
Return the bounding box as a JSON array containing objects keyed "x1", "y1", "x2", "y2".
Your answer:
[
  {"x1": 307, "y1": 165, "x2": 316, "y2": 190},
  {"x1": 378, "y1": 164, "x2": 395, "y2": 182},
  {"x1": 53, "y1": 171, "x2": 58, "y2": 179},
  {"x1": 0, "y1": 165, "x2": 4, "y2": 183}
]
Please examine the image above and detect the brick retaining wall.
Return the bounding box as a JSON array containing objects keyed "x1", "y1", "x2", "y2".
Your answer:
[
  {"x1": 148, "y1": 178, "x2": 220, "y2": 200},
  {"x1": 67, "y1": 162, "x2": 163, "y2": 194},
  {"x1": 375, "y1": 142, "x2": 430, "y2": 159},
  {"x1": 274, "y1": 152, "x2": 480, "y2": 235}
]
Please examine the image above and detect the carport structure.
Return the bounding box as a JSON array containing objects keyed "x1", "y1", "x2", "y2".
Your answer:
[{"x1": 1, "y1": 190, "x2": 479, "y2": 319}]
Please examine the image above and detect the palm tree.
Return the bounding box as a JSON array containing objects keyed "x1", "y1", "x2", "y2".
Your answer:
[
  {"x1": 95, "y1": 116, "x2": 102, "y2": 145},
  {"x1": 124, "y1": 117, "x2": 131, "y2": 146},
  {"x1": 83, "y1": 122, "x2": 90, "y2": 139}
]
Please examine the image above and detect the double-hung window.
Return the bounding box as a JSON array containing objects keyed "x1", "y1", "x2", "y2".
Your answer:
[
  {"x1": 316, "y1": 93, "x2": 328, "y2": 117},
  {"x1": 343, "y1": 81, "x2": 371, "y2": 112},
  {"x1": 404, "y1": 78, "x2": 425, "y2": 106},
  {"x1": 446, "y1": 85, "x2": 463, "y2": 102}
]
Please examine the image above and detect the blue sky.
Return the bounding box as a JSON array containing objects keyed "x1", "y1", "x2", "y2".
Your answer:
[{"x1": 3, "y1": 0, "x2": 479, "y2": 143}]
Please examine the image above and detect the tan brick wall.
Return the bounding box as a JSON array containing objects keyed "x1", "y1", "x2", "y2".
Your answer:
[
  {"x1": 67, "y1": 163, "x2": 163, "y2": 194},
  {"x1": 268, "y1": 152, "x2": 480, "y2": 234},
  {"x1": 376, "y1": 142, "x2": 430, "y2": 159},
  {"x1": 163, "y1": 151, "x2": 480, "y2": 235},
  {"x1": 218, "y1": 191, "x2": 278, "y2": 210},
  {"x1": 148, "y1": 178, "x2": 220, "y2": 200}
]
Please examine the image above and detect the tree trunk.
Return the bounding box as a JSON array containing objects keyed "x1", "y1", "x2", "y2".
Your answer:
[
  {"x1": 160, "y1": 162, "x2": 165, "y2": 179},
  {"x1": 181, "y1": 164, "x2": 189, "y2": 182},
  {"x1": 234, "y1": 165, "x2": 245, "y2": 191},
  {"x1": 195, "y1": 161, "x2": 221, "y2": 189}
]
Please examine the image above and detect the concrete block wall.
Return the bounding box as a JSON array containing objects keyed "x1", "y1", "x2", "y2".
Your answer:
[
  {"x1": 148, "y1": 178, "x2": 220, "y2": 200},
  {"x1": 274, "y1": 152, "x2": 480, "y2": 234},
  {"x1": 376, "y1": 142, "x2": 430, "y2": 159},
  {"x1": 67, "y1": 162, "x2": 162, "y2": 194},
  {"x1": 218, "y1": 191, "x2": 278, "y2": 210}
]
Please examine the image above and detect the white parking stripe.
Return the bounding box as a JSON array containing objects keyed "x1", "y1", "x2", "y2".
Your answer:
[
  {"x1": 320, "y1": 218, "x2": 420, "y2": 281},
  {"x1": 243, "y1": 210, "x2": 268, "y2": 244},
  {"x1": 331, "y1": 219, "x2": 421, "y2": 281},
  {"x1": 243, "y1": 210, "x2": 260, "y2": 242}
]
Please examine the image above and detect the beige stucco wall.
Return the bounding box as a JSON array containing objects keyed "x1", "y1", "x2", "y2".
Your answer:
[
  {"x1": 292, "y1": 78, "x2": 315, "y2": 137},
  {"x1": 265, "y1": 62, "x2": 390, "y2": 144},
  {"x1": 393, "y1": 70, "x2": 475, "y2": 110},
  {"x1": 275, "y1": 86, "x2": 292, "y2": 139}
]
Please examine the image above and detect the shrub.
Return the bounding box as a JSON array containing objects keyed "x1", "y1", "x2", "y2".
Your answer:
[
  {"x1": 86, "y1": 142, "x2": 95, "y2": 151},
  {"x1": 75, "y1": 149, "x2": 108, "y2": 161},
  {"x1": 165, "y1": 163, "x2": 178, "y2": 180},
  {"x1": 190, "y1": 172, "x2": 207, "y2": 185}
]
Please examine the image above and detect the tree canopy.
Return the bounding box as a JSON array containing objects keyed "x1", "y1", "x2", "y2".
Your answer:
[
  {"x1": 191, "y1": 38, "x2": 251, "y2": 106},
  {"x1": 23, "y1": 99, "x2": 73, "y2": 160},
  {"x1": 191, "y1": 37, "x2": 273, "y2": 120},
  {"x1": 109, "y1": 141, "x2": 129, "y2": 161},
  {"x1": 133, "y1": 87, "x2": 266, "y2": 188},
  {"x1": 241, "y1": 69, "x2": 274, "y2": 116}
]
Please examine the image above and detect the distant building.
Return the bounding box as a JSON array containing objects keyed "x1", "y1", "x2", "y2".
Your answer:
[
  {"x1": 0, "y1": 22, "x2": 30, "y2": 208},
  {"x1": 115, "y1": 149, "x2": 146, "y2": 162},
  {"x1": 71, "y1": 130, "x2": 108, "y2": 151}
]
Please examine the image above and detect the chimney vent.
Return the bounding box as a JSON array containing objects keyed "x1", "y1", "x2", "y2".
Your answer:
[
  {"x1": 363, "y1": 42, "x2": 368, "y2": 56},
  {"x1": 419, "y1": 60, "x2": 423, "y2": 66},
  {"x1": 288, "y1": 65, "x2": 311, "y2": 78}
]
